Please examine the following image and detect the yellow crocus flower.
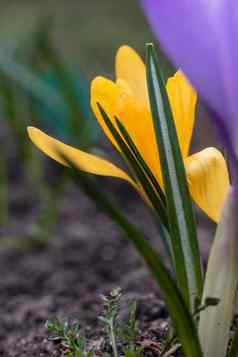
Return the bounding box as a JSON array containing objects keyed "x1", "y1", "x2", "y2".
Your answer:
[{"x1": 27, "y1": 45, "x2": 230, "y2": 222}]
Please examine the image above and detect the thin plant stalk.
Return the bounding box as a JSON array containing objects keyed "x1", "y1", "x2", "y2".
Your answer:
[{"x1": 0, "y1": 156, "x2": 8, "y2": 225}]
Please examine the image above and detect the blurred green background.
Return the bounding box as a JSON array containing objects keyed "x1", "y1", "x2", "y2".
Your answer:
[{"x1": 0, "y1": 0, "x2": 155, "y2": 77}]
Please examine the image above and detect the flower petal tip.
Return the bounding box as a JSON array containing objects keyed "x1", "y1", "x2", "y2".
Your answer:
[{"x1": 27, "y1": 126, "x2": 40, "y2": 142}]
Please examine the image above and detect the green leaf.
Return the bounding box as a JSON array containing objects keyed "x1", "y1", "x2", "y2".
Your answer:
[
  {"x1": 113, "y1": 116, "x2": 175, "y2": 268},
  {"x1": 97, "y1": 104, "x2": 167, "y2": 223},
  {"x1": 0, "y1": 72, "x2": 29, "y2": 158},
  {"x1": 146, "y1": 43, "x2": 202, "y2": 310},
  {"x1": 115, "y1": 117, "x2": 165, "y2": 205},
  {"x1": 63, "y1": 159, "x2": 203, "y2": 357},
  {"x1": 97, "y1": 104, "x2": 175, "y2": 266},
  {"x1": 229, "y1": 326, "x2": 238, "y2": 357},
  {"x1": 0, "y1": 52, "x2": 66, "y2": 116}
]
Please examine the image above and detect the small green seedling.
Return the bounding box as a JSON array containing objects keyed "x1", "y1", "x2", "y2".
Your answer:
[
  {"x1": 99, "y1": 288, "x2": 142, "y2": 357},
  {"x1": 46, "y1": 318, "x2": 95, "y2": 357},
  {"x1": 46, "y1": 289, "x2": 142, "y2": 357}
]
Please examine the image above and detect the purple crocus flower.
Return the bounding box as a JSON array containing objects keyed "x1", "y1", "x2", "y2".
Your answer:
[{"x1": 142, "y1": 0, "x2": 238, "y2": 181}]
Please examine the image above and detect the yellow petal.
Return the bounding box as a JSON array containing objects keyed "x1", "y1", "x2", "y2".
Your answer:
[
  {"x1": 91, "y1": 76, "x2": 123, "y2": 151},
  {"x1": 115, "y1": 45, "x2": 149, "y2": 106},
  {"x1": 166, "y1": 71, "x2": 197, "y2": 158},
  {"x1": 27, "y1": 127, "x2": 136, "y2": 187},
  {"x1": 91, "y1": 76, "x2": 162, "y2": 185},
  {"x1": 116, "y1": 78, "x2": 133, "y2": 96},
  {"x1": 185, "y1": 147, "x2": 230, "y2": 222}
]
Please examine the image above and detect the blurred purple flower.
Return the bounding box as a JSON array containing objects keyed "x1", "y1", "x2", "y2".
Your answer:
[{"x1": 142, "y1": 0, "x2": 238, "y2": 181}]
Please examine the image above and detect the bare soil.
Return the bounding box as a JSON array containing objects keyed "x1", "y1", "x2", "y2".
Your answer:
[{"x1": 0, "y1": 178, "x2": 178, "y2": 357}]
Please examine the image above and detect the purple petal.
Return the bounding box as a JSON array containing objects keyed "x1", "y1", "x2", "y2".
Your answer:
[{"x1": 142, "y1": 0, "x2": 238, "y2": 161}]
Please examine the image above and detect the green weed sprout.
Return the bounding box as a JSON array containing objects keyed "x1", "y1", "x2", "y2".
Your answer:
[{"x1": 46, "y1": 289, "x2": 141, "y2": 357}]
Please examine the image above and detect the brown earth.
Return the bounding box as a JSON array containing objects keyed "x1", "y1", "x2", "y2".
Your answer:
[{"x1": 0, "y1": 169, "x2": 214, "y2": 357}]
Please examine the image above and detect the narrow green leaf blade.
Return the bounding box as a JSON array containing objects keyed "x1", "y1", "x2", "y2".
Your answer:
[
  {"x1": 114, "y1": 116, "x2": 175, "y2": 267},
  {"x1": 97, "y1": 103, "x2": 168, "y2": 228},
  {"x1": 115, "y1": 117, "x2": 165, "y2": 204},
  {"x1": 229, "y1": 327, "x2": 238, "y2": 357},
  {"x1": 97, "y1": 104, "x2": 176, "y2": 267},
  {"x1": 146, "y1": 43, "x2": 202, "y2": 309},
  {"x1": 0, "y1": 52, "x2": 66, "y2": 115},
  {"x1": 63, "y1": 159, "x2": 203, "y2": 357}
]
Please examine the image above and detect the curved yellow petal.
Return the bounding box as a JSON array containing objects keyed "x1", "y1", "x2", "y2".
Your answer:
[
  {"x1": 166, "y1": 71, "x2": 197, "y2": 158},
  {"x1": 91, "y1": 76, "x2": 162, "y2": 185},
  {"x1": 91, "y1": 76, "x2": 123, "y2": 151},
  {"x1": 185, "y1": 147, "x2": 230, "y2": 222},
  {"x1": 27, "y1": 127, "x2": 136, "y2": 187},
  {"x1": 115, "y1": 45, "x2": 149, "y2": 105}
]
